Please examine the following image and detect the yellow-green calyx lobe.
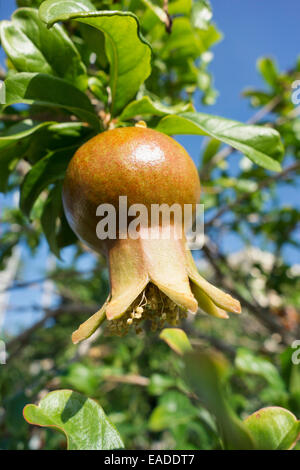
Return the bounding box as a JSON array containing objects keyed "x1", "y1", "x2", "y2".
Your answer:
[{"x1": 62, "y1": 125, "x2": 241, "y2": 344}]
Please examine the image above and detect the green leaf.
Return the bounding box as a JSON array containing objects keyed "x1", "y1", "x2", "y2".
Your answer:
[
  {"x1": 39, "y1": 1, "x2": 152, "y2": 115},
  {"x1": 156, "y1": 112, "x2": 283, "y2": 171},
  {"x1": 0, "y1": 120, "x2": 53, "y2": 192},
  {"x1": 191, "y1": 0, "x2": 212, "y2": 30},
  {"x1": 0, "y1": 8, "x2": 87, "y2": 90},
  {"x1": 20, "y1": 144, "x2": 77, "y2": 216},
  {"x1": 56, "y1": 210, "x2": 78, "y2": 249},
  {"x1": 0, "y1": 140, "x2": 28, "y2": 192},
  {"x1": 140, "y1": 0, "x2": 170, "y2": 28},
  {"x1": 23, "y1": 389, "x2": 124, "y2": 450},
  {"x1": 257, "y1": 57, "x2": 279, "y2": 88},
  {"x1": 2, "y1": 72, "x2": 100, "y2": 130},
  {"x1": 235, "y1": 348, "x2": 286, "y2": 392},
  {"x1": 120, "y1": 95, "x2": 193, "y2": 120},
  {"x1": 149, "y1": 390, "x2": 197, "y2": 432},
  {"x1": 168, "y1": 0, "x2": 192, "y2": 16},
  {"x1": 202, "y1": 138, "x2": 221, "y2": 165},
  {"x1": 183, "y1": 351, "x2": 255, "y2": 450},
  {"x1": 41, "y1": 182, "x2": 63, "y2": 257},
  {"x1": 160, "y1": 328, "x2": 192, "y2": 356},
  {"x1": 244, "y1": 407, "x2": 300, "y2": 450},
  {"x1": 161, "y1": 18, "x2": 204, "y2": 60},
  {"x1": 0, "y1": 120, "x2": 53, "y2": 147},
  {"x1": 147, "y1": 373, "x2": 176, "y2": 396},
  {"x1": 79, "y1": 23, "x2": 108, "y2": 69},
  {"x1": 40, "y1": 0, "x2": 95, "y2": 19}
]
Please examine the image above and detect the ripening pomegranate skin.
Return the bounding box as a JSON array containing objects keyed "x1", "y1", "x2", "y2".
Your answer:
[
  {"x1": 63, "y1": 125, "x2": 201, "y2": 252},
  {"x1": 62, "y1": 124, "x2": 241, "y2": 343}
]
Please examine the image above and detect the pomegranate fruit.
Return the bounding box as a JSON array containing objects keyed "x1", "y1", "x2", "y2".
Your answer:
[{"x1": 62, "y1": 123, "x2": 241, "y2": 343}]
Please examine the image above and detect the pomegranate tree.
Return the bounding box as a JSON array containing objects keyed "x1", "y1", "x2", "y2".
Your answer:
[{"x1": 63, "y1": 124, "x2": 241, "y2": 343}]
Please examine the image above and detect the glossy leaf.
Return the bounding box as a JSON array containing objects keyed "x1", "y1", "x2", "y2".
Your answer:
[
  {"x1": 0, "y1": 8, "x2": 87, "y2": 89},
  {"x1": 244, "y1": 407, "x2": 300, "y2": 450},
  {"x1": 23, "y1": 390, "x2": 124, "y2": 450},
  {"x1": 160, "y1": 328, "x2": 192, "y2": 356},
  {"x1": 39, "y1": 0, "x2": 152, "y2": 115},
  {"x1": 40, "y1": 0, "x2": 95, "y2": 19},
  {"x1": 156, "y1": 112, "x2": 283, "y2": 171},
  {"x1": 20, "y1": 144, "x2": 78, "y2": 216},
  {"x1": 2, "y1": 72, "x2": 100, "y2": 130},
  {"x1": 120, "y1": 95, "x2": 193, "y2": 120}
]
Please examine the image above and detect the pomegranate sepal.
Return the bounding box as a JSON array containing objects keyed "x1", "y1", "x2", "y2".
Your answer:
[
  {"x1": 106, "y1": 237, "x2": 149, "y2": 320},
  {"x1": 140, "y1": 226, "x2": 198, "y2": 313},
  {"x1": 72, "y1": 297, "x2": 109, "y2": 344},
  {"x1": 186, "y1": 250, "x2": 241, "y2": 314},
  {"x1": 190, "y1": 281, "x2": 229, "y2": 319}
]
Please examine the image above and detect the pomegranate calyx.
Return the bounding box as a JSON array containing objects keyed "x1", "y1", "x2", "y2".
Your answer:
[{"x1": 71, "y1": 226, "x2": 241, "y2": 344}]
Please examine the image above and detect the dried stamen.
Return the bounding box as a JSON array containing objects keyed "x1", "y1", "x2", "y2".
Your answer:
[{"x1": 105, "y1": 283, "x2": 188, "y2": 336}]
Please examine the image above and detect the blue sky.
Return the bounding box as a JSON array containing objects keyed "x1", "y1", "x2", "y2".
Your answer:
[{"x1": 0, "y1": 0, "x2": 300, "y2": 333}]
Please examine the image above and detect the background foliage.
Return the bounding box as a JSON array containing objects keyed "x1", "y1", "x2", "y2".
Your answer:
[{"x1": 0, "y1": 0, "x2": 299, "y2": 450}]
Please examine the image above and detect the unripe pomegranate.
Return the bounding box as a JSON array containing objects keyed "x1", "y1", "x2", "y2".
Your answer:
[{"x1": 63, "y1": 123, "x2": 241, "y2": 343}]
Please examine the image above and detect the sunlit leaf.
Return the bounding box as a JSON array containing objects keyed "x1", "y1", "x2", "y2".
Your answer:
[
  {"x1": 244, "y1": 407, "x2": 300, "y2": 450},
  {"x1": 23, "y1": 390, "x2": 124, "y2": 450},
  {"x1": 0, "y1": 8, "x2": 87, "y2": 89},
  {"x1": 160, "y1": 328, "x2": 192, "y2": 355},
  {"x1": 120, "y1": 95, "x2": 193, "y2": 120},
  {"x1": 2, "y1": 73, "x2": 100, "y2": 130},
  {"x1": 39, "y1": 0, "x2": 152, "y2": 115},
  {"x1": 257, "y1": 57, "x2": 279, "y2": 88},
  {"x1": 157, "y1": 112, "x2": 283, "y2": 171}
]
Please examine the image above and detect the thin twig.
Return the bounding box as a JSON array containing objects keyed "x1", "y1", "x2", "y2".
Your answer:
[
  {"x1": 7, "y1": 303, "x2": 98, "y2": 356},
  {"x1": 163, "y1": 0, "x2": 173, "y2": 33},
  {"x1": 201, "y1": 242, "x2": 294, "y2": 344},
  {"x1": 0, "y1": 112, "x2": 77, "y2": 123},
  {"x1": 104, "y1": 374, "x2": 150, "y2": 387}
]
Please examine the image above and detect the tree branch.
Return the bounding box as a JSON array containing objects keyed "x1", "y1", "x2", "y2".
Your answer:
[
  {"x1": 104, "y1": 374, "x2": 150, "y2": 386},
  {"x1": 7, "y1": 303, "x2": 98, "y2": 357},
  {"x1": 206, "y1": 160, "x2": 300, "y2": 227},
  {"x1": 201, "y1": 242, "x2": 294, "y2": 344}
]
